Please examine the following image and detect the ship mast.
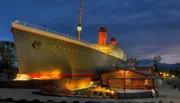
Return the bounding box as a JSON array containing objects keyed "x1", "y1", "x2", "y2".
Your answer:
[{"x1": 77, "y1": 0, "x2": 82, "y2": 41}]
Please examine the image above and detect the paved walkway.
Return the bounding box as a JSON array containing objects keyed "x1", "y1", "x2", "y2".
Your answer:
[
  {"x1": 0, "y1": 84, "x2": 179, "y2": 103},
  {"x1": 133, "y1": 84, "x2": 180, "y2": 103}
]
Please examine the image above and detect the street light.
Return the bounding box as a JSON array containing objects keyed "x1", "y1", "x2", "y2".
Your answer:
[
  {"x1": 119, "y1": 69, "x2": 129, "y2": 94},
  {"x1": 124, "y1": 70, "x2": 125, "y2": 94},
  {"x1": 123, "y1": 70, "x2": 129, "y2": 94}
]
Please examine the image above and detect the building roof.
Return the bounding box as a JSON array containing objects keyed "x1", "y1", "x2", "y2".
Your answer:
[
  {"x1": 134, "y1": 70, "x2": 151, "y2": 75},
  {"x1": 116, "y1": 63, "x2": 154, "y2": 68},
  {"x1": 104, "y1": 76, "x2": 156, "y2": 79},
  {"x1": 136, "y1": 63, "x2": 154, "y2": 67},
  {"x1": 125, "y1": 68, "x2": 151, "y2": 76},
  {"x1": 116, "y1": 64, "x2": 135, "y2": 68},
  {"x1": 101, "y1": 67, "x2": 153, "y2": 76}
]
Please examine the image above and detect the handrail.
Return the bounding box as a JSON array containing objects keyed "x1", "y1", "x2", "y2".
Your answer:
[{"x1": 13, "y1": 20, "x2": 90, "y2": 44}]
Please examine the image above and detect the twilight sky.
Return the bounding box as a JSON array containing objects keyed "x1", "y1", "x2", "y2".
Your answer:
[{"x1": 0, "y1": 0, "x2": 180, "y2": 64}]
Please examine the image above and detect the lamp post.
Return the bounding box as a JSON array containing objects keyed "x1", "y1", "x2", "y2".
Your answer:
[
  {"x1": 124, "y1": 69, "x2": 125, "y2": 94},
  {"x1": 120, "y1": 69, "x2": 128, "y2": 95}
]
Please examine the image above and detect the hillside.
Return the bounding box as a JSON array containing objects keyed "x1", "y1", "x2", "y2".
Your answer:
[{"x1": 136, "y1": 59, "x2": 180, "y2": 72}]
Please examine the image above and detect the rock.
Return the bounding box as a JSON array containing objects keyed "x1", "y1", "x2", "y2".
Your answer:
[
  {"x1": 60, "y1": 88, "x2": 73, "y2": 96},
  {"x1": 41, "y1": 85, "x2": 59, "y2": 95}
]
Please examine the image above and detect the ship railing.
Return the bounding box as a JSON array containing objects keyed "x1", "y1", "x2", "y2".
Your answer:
[{"x1": 13, "y1": 20, "x2": 90, "y2": 44}]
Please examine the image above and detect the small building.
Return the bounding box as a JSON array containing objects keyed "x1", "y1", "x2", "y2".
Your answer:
[
  {"x1": 101, "y1": 63, "x2": 156, "y2": 90},
  {"x1": 126, "y1": 58, "x2": 136, "y2": 65}
]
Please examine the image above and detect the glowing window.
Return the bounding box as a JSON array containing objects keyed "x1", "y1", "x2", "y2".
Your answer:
[
  {"x1": 126, "y1": 79, "x2": 131, "y2": 85},
  {"x1": 144, "y1": 79, "x2": 148, "y2": 85}
]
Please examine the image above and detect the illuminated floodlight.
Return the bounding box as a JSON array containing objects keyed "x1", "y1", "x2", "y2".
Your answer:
[{"x1": 110, "y1": 90, "x2": 114, "y2": 94}]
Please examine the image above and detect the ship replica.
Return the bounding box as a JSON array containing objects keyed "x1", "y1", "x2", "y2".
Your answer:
[{"x1": 11, "y1": 0, "x2": 126, "y2": 80}]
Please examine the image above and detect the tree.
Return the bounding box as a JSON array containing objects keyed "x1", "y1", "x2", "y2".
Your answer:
[
  {"x1": 153, "y1": 55, "x2": 163, "y2": 72},
  {"x1": 0, "y1": 41, "x2": 17, "y2": 71},
  {"x1": 170, "y1": 69, "x2": 174, "y2": 74}
]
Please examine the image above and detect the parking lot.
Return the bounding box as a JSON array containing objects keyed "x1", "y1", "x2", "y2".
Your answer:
[
  {"x1": 0, "y1": 79, "x2": 180, "y2": 103},
  {"x1": 133, "y1": 84, "x2": 180, "y2": 103}
]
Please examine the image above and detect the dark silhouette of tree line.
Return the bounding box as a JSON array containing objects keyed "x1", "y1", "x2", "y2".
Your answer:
[
  {"x1": 128, "y1": 55, "x2": 180, "y2": 76},
  {"x1": 153, "y1": 55, "x2": 180, "y2": 76},
  {"x1": 153, "y1": 55, "x2": 163, "y2": 72},
  {"x1": 0, "y1": 41, "x2": 17, "y2": 79}
]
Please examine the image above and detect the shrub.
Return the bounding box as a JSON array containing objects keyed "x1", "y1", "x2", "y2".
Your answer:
[
  {"x1": 41, "y1": 85, "x2": 58, "y2": 94},
  {"x1": 60, "y1": 88, "x2": 73, "y2": 96}
]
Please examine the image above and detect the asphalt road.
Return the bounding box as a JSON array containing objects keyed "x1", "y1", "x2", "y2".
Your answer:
[
  {"x1": 0, "y1": 83, "x2": 179, "y2": 103},
  {"x1": 133, "y1": 83, "x2": 180, "y2": 103}
]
